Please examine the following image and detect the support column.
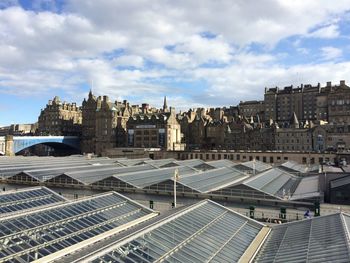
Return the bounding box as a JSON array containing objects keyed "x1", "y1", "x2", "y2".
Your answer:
[{"x1": 5, "y1": 135, "x2": 14, "y2": 156}]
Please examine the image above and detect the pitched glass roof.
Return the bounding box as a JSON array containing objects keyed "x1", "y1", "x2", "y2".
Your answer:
[
  {"x1": 244, "y1": 168, "x2": 300, "y2": 199},
  {"x1": 280, "y1": 160, "x2": 319, "y2": 173},
  {"x1": 117, "y1": 166, "x2": 197, "y2": 188},
  {"x1": 0, "y1": 187, "x2": 66, "y2": 216},
  {"x1": 21, "y1": 164, "x2": 118, "y2": 182},
  {"x1": 0, "y1": 191, "x2": 157, "y2": 263},
  {"x1": 115, "y1": 158, "x2": 151, "y2": 166},
  {"x1": 234, "y1": 160, "x2": 272, "y2": 173},
  {"x1": 291, "y1": 176, "x2": 319, "y2": 200},
  {"x1": 206, "y1": 159, "x2": 236, "y2": 168},
  {"x1": 179, "y1": 167, "x2": 249, "y2": 193},
  {"x1": 254, "y1": 213, "x2": 350, "y2": 263},
  {"x1": 83, "y1": 200, "x2": 267, "y2": 263},
  {"x1": 64, "y1": 164, "x2": 157, "y2": 185}
]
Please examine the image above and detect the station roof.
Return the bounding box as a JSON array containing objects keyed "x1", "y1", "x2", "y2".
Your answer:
[
  {"x1": 290, "y1": 176, "x2": 320, "y2": 200},
  {"x1": 206, "y1": 159, "x2": 236, "y2": 168},
  {"x1": 63, "y1": 164, "x2": 157, "y2": 185},
  {"x1": 234, "y1": 160, "x2": 272, "y2": 173},
  {"x1": 330, "y1": 175, "x2": 350, "y2": 189},
  {"x1": 243, "y1": 168, "x2": 301, "y2": 200},
  {"x1": 0, "y1": 157, "x2": 119, "y2": 178},
  {"x1": 160, "y1": 159, "x2": 214, "y2": 171},
  {"x1": 279, "y1": 160, "x2": 319, "y2": 173},
  {"x1": 179, "y1": 167, "x2": 249, "y2": 193},
  {"x1": 0, "y1": 186, "x2": 66, "y2": 216},
  {"x1": 254, "y1": 213, "x2": 350, "y2": 262},
  {"x1": 114, "y1": 158, "x2": 151, "y2": 166},
  {"x1": 0, "y1": 191, "x2": 158, "y2": 263},
  {"x1": 80, "y1": 200, "x2": 269, "y2": 263},
  {"x1": 116, "y1": 166, "x2": 197, "y2": 188}
]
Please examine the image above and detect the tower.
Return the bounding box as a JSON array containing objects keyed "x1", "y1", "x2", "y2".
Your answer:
[{"x1": 163, "y1": 96, "x2": 168, "y2": 112}]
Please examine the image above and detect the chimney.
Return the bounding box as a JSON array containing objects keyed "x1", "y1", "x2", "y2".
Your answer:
[
  {"x1": 327, "y1": 81, "x2": 332, "y2": 87},
  {"x1": 340, "y1": 80, "x2": 345, "y2": 86}
]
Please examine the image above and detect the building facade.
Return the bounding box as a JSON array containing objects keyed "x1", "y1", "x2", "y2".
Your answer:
[
  {"x1": 37, "y1": 96, "x2": 82, "y2": 136},
  {"x1": 127, "y1": 107, "x2": 184, "y2": 150},
  {"x1": 81, "y1": 92, "x2": 134, "y2": 155}
]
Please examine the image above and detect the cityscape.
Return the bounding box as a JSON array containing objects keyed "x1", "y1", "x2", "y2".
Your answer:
[{"x1": 1, "y1": 1, "x2": 350, "y2": 262}]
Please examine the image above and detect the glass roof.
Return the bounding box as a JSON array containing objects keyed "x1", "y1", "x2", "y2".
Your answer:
[
  {"x1": 254, "y1": 213, "x2": 350, "y2": 263},
  {"x1": 85, "y1": 200, "x2": 266, "y2": 263},
  {"x1": 0, "y1": 187, "x2": 66, "y2": 216},
  {"x1": 179, "y1": 167, "x2": 249, "y2": 193},
  {"x1": 0, "y1": 191, "x2": 156, "y2": 262}
]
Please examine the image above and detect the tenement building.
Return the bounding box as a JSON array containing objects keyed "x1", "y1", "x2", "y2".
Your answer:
[
  {"x1": 37, "y1": 96, "x2": 82, "y2": 136},
  {"x1": 264, "y1": 80, "x2": 350, "y2": 125},
  {"x1": 127, "y1": 107, "x2": 185, "y2": 150},
  {"x1": 81, "y1": 91, "x2": 137, "y2": 155}
]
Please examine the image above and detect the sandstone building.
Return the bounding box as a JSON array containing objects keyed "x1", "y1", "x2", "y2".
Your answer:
[
  {"x1": 81, "y1": 92, "x2": 136, "y2": 154},
  {"x1": 127, "y1": 107, "x2": 185, "y2": 150},
  {"x1": 37, "y1": 96, "x2": 82, "y2": 136}
]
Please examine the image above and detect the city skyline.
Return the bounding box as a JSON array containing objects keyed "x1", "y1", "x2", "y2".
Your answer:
[{"x1": 2, "y1": 1, "x2": 350, "y2": 126}]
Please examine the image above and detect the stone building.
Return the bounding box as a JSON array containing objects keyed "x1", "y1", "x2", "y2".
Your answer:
[
  {"x1": 313, "y1": 124, "x2": 350, "y2": 152},
  {"x1": 224, "y1": 116, "x2": 275, "y2": 151},
  {"x1": 238, "y1": 100, "x2": 265, "y2": 122},
  {"x1": 326, "y1": 80, "x2": 350, "y2": 124},
  {"x1": 81, "y1": 92, "x2": 134, "y2": 155},
  {"x1": 37, "y1": 96, "x2": 82, "y2": 136},
  {"x1": 127, "y1": 107, "x2": 184, "y2": 150},
  {"x1": 264, "y1": 80, "x2": 350, "y2": 125}
]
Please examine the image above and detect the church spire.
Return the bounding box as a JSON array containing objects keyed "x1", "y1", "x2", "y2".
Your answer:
[
  {"x1": 163, "y1": 96, "x2": 168, "y2": 112},
  {"x1": 290, "y1": 112, "x2": 299, "y2": 129}
]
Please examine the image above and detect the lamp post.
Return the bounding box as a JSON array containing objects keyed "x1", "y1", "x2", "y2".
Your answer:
[{"x1": 174, "y1": 169, "x2": 179, "y2": 208}]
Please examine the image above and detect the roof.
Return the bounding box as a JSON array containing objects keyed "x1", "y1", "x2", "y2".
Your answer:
[
  {"x1": 280, "y1": 160, "x2": 319, "y2": 174},
  {"x1": 0, "y1": 186, "x2": 66, "y2": 216},
  {"x1": 330, "y1": 175, "x2": 350, "y2": 189},
  {"x1": 80, "y1": 200, "x2": 269, "y2": 263},
  {"x1": 114, "y1": 158, "x2": 151, "y2": 166},
  {"x1": 254, "y1": 213, "x2": 350, "y2": 262},
  {"x1": 206, "y1": 159, "x2": 236, "y2": 168},
  {"x1": 290, "y1": 176, "x2": 320, "y2": 200},
  {"x1": 117, "y1": 166, "x2": 197, "y2": 188},
  {"x1": 0, "y1": 191, "x2": 158, "y2": 263},
  {"x1": 63, "y1": 164, "x2": 157, "y2": 185},
  {"x1": 243, "y1": 168, "x2": 301, "y2": 199},
  {"x1": 179, "y1": 167, "x2": 249, "y2": 193},
  {"x1": 234, "y1": 160, "x2": 272, "y2": 173}
]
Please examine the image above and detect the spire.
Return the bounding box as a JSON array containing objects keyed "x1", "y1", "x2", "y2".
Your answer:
[
  {"x1": 163, "y1": 96, "x2": 168, "y2": 112},
  {"x1": 290, "y1": 112, "x2": 299, "y2": 128}
]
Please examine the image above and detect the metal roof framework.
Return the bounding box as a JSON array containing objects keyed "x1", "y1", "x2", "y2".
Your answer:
[
  {"x1": 0, "y1": 191, "x2": 157, "y2": 263},
  {"x1": 80, "y1": 200, "x2": 270, "y2": 263}
]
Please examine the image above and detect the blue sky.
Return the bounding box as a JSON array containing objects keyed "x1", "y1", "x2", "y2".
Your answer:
[{"x1": 1, "y1": 0, "x2": 350, "y2": 126}]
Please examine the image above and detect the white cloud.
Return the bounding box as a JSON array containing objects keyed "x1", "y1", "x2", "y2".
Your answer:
[
  {"x1": 320, "y1": 46, "x2": 343, "y2": 61},
  {"x1": 308, "y1": 24, "x2": 339, "y2": 38},
  {"x1": 113, "y1": 55, "x2": 144, "y2": 68},
  {"x1": 1, "y1": 1, "x2": 350, "y2": 115}
]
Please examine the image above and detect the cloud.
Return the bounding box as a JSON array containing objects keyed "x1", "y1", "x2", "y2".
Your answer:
[
  {"x1": 320, "y1": 46, "x2": 343, "y2": 61},
  {"x1": 308, "y1": 24, "x2": 340, "y2": 38},
  {"x1": 1, "y1": 0, "x2": 350, "y2": 120}
]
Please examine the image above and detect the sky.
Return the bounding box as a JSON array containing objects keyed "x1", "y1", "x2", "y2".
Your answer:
[{"x1": 1, "y1": 0, "x2": 350, "y2": 126}]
